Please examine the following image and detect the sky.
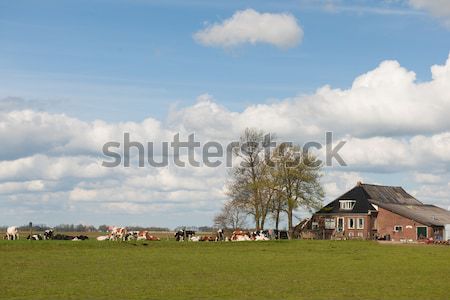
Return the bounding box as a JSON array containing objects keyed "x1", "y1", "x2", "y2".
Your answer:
[{"x1": 1, "y1": 0, "x2": 450, "y2": 228}]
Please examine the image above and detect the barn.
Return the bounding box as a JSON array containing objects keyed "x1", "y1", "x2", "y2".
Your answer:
[{"x1": 310, "y1": 182, "x2": 450, "y2": 242}]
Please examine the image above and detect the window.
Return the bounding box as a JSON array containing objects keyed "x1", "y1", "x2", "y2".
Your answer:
[
  {"x1": 348, "y1": 218, "x2": 355, "y2": 229},
  {"x1": 394, "y1": 225, "x2": 403, "y2": 232},
  {"x1": 337, "y1": 218, "x2": 344, "y2": 232},
  {"x1": 311, "y1": 222, "x2": 319, "y2": 230},
  {"x1": 357, "y1": 218, "x2": 364, "y2": 229},
  {"x1": 325, "y1": 218, "x2": 335, "y2": 229},
  {"x1": 339, "y1": 200, "x2": 356, "y2": 210}
]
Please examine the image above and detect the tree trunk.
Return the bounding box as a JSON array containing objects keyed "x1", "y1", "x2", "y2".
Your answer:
[
  {"x1": 275, "y1": 210, "x2": 280, "y2": 231},
  {"x1": 287, "y1": 208, "x2": 293, "y2": 239}
]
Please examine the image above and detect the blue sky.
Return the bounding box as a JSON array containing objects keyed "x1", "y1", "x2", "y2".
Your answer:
[
  {"x1": 2, "y1": 0, "x2": 450, "y2": 121},
  {"x1": 1, "y1": 0, "x2": 450, "y2": 228}
]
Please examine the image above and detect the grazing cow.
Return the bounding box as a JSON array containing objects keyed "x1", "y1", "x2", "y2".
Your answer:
[
  {"x1": 27, "y1": 234, "x2": 43, "y2": 240},
  {"x1": 231, "y1": 230, "x2": 251, "y2": 241},
  {"x1": 6, "y1": 226, "x2": 19, "y2": 240},
  {"x1": 43, "y1": 229, "x2": 54, "y2": 240},
  {"x1": 174, "y1": 229, "x2": 196, "y2": 241},
  {"x1": 110, "y1": 227, "x2": 127, "y2": 241}
]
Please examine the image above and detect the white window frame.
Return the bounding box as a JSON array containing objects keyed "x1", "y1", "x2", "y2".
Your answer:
[
  {"x1": 348, "y1": 218, "x2": 355, "y2": 229},
  {"x1": 394, "y1": 225, "x2": 403, "y2": 232},
  {"x1": 324, "y1": 218, "x2": 335, "y2": 230},
  {"x1": 339, "y1": 200, "x2": 356, "y2": 210},
  {"x1": 357, "y1": 218, "x2": 364, "y2": 229}
]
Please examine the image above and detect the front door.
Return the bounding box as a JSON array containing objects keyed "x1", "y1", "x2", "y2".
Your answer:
[
  {"x1": 417, "y1": 226, "x2": 427, "y2": 240},
  {"x1": 337, "y1": 217, "x2": 344, "y2": 232}
]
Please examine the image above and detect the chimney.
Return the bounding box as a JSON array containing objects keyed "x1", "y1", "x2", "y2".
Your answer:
[{"x1": 357, "y1": 181, "x2": 363, "y2": 186}]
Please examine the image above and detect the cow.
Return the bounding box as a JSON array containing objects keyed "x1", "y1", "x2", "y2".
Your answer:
[
  {"x1": 6, "y1": 226, "x2": 19, "y2": 240},
  {"x1": 137, "y1": 231, "x2": 160, "y2": 241},
  {"x1": 27, "y1": 234, "x2": 43, "y2": 240},
  {"x1": 190, "y1": 236, "x2": 200, "y2": 242},
  {"x1": 52, "y1": 234, "x2": 88, "y2": 241},
  {"x1": 198, "y1": 236, "x2": 215, "y2": 242},
  {"x1": 96, "y1": 235, "x2": 111, "y2": 241},
  {"x1": 254, "y1": 232, "x2": 269, "y2": 241},
  {"x1": 110, "y1": 227, "x2": 127, "y2": 241},
  {"x1": 43, "y1": 229, "x2": 54, "y2": 240},
  {"x1": 250, "y1": 230, "x2": 270, "y2": 241},
  {"x1": 216, "y1": 229, "x2": 225, "y2": 241},
  {"x1": 231, "y1": 230, "x2": 251, "y2": 241},
  {"x1": 174, "y1": 229, "x2": 195, "y2": 241}
]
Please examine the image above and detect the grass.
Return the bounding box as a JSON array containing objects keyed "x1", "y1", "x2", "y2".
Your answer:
[{"x1": 1, "y1": 240, "x2": 450, "y2": 300}]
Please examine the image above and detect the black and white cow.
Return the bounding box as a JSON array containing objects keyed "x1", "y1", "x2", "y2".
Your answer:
[
  {"x1": 174, "y1": 229, "x2": 196, "y2": 241},
  {"x1": 43, "y1": 229, "x2": 54, "y2": 240},
  {"x1": 27, "y1": 234, "x2": 43, "y2": 240}
]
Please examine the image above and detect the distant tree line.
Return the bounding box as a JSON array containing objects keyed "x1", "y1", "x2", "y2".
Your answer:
[
  {"x1": 214, "y1": 128, "x2": 324, "y2": 237},
  {"x1": 0, "y1": 224, "x2": 171, "y2": 232}
]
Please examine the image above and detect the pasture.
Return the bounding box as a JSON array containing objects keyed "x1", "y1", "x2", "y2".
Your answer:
[{"x1": 1, "y1": 239, "x2": 450, "y2": 300}]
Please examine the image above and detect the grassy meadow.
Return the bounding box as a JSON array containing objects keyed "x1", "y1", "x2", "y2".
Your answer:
[{"x1": 1, "y1": 239, "x2": 449, "y2": 300}]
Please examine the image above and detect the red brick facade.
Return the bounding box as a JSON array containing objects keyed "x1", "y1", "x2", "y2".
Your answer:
[
  {"x1": 312, "y1": 208, "x2": 435, "y2": 241},
  {"x1": 375, "y1": 207, "x2": 431, "y2": 241}
]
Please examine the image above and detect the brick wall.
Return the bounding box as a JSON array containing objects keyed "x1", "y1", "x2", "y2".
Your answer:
[{"x1": 376, "y1": 207, "x2": 430, "y2": 241}]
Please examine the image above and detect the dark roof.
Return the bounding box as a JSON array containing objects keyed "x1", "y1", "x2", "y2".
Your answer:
[
  {"x1": 316, "y1": 186, "x2": 376, "y2": 214},
  {"x1": 316, "y1": 183, "x2": 450, "y2": 226},
  {"x1": 361, "y1": 184, "x2": 422, "y2": 205},
  {"x1": 379, "y1": 204, "x2": 450, "y2": 226}
]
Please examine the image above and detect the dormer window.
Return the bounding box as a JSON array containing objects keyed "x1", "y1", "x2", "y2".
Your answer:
[{"x1": 339, "y1": 200, "x2": 356, "y2": 210}]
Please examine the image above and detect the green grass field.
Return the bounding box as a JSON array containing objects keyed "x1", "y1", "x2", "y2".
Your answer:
[{"x1": 1, "y1": 240, "x2": 449, "y2": 300}]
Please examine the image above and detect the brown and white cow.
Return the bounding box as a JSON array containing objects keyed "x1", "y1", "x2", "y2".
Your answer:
[
  {"x1": 231, "y1": 230, "x2": 251, "y2": 241},
  {"x1": 110, "y1": 227, "x2": 127, "y2": 241}
]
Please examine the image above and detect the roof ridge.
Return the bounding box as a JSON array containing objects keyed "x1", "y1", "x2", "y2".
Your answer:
[{"x1": 360, "y1": 183, "x2": 403, "y2": 188}]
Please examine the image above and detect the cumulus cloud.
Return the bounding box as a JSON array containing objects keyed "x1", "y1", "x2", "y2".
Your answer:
[
  {"x1": 408, "y1": 0, "x2": 450, "y2": 27},
  {"x1": 2, "y1": 53, "x2": 450, "y2": 225},
  {"x1": 193, "y1": 9, "x2": 303, "y2": 49}
]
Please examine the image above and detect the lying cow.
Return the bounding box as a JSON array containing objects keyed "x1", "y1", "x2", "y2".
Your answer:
[
  {"x1": 6, "y1": 226, "x2": 19, "y2": 240},
  {"x1": 110, "y1": 227, "x2": 127, "y2": 241},
  {"x1": 231, "y1": 230, "x2": 251, "y2": 241},
  {"x1": 43, "y1": 229, "x2": 54, "y2": 240},
  {"x1": 174, "y1": 230, "x2": 196, "y2": 241},
  {"x1": 251, "y1": 230, "x2": 270, "y2": 241},
  {"x1": 96, "y1": 235, "x2": 111, "y2": 241},
  {"x1": 199, "y1": 236, "x2": 216, "y2": 242},
  {"x1": 52, "y1": 234, "x2": 89, "y2": 241},
  {"x1": 27, "y1": 234, "x2": 43, "y2": 240}
]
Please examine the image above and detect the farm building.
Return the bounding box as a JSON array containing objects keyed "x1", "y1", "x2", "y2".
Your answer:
[{"x1": 308, "y1": 182, "x2": 450, "y2": 241}]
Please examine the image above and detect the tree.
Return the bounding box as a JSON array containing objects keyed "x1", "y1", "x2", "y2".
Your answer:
[
  {"x1": 213, "y1": 200, "x2": 247, "y2": 229},
  {"x1": 227, "y1": 128, "x2": 268, "y2": 230},
  {"x1": 271, "y1": 144, "x2": 324, "y2": 237}
]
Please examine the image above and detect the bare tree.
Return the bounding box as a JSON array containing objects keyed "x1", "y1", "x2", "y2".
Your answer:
[{"x1": 213, "y1": 200, "x2": 247, "y2": 229}]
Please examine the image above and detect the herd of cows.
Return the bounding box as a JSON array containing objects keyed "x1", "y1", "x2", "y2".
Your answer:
[{"x1": 3, "y1": 226, "x2": 290, "y2": 242}]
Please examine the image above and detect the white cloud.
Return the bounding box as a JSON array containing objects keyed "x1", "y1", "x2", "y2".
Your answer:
[
  {"x1": 408, "y1": 0, "x2": 450, "y2": 27},
  {"x1": 413, "y1": 172, "x2": 443, "y2": 184},
  {"x1": 193, "y1": 9, "x2": 303, "y2": 49},
  {"x1": 2, "y1": 53, "x2": 450, "y2": 224}
]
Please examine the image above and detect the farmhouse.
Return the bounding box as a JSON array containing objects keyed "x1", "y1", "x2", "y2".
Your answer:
[{"x1": 310, "y1": 182, "x2": 450, "y2": 241}]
